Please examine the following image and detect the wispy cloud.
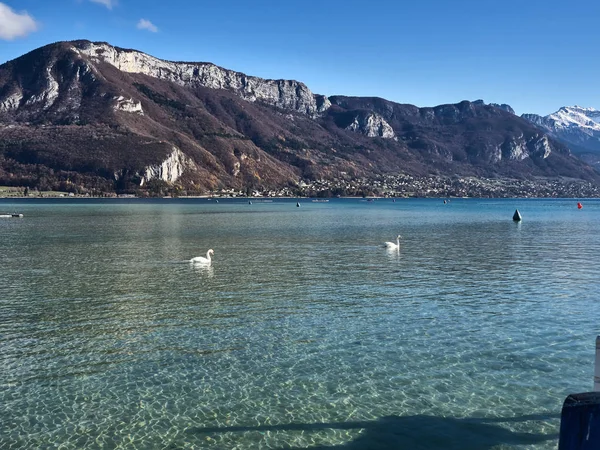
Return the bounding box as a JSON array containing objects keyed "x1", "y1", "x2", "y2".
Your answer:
[
  {"x1": 0, "y1": 2, "x2": 38, "y2": 40},
  {"x1": 137, "y1": 18, "x2": 158, "y2": 33},
  {"x1": 89, "y1": 0, "x2": 117, "y2": 10}
]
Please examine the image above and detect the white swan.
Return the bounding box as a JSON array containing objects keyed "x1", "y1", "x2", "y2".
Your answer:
[
  {"x1": 190, "y1": 249, "x2": 214, "y2": 264},
  {"x1": 384, "y1": 235, "x2": 401, "y2": 249}
]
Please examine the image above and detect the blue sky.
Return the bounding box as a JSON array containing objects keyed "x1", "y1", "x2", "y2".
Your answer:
[{"x1": 0, "y1": 0, "x2": 598, "y2": 115}]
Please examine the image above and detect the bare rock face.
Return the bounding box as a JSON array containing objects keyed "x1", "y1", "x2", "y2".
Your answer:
[
  {"x1": 139, "y1": 147, "x2": 196, "y2": 185},
  {"x1": 0, "y1": 91, "x2": 22, "y2": 111},
  {"x1": 73, "y1": 41, "x2": 329, "y2": 117},
  {"x1": 21, "y1": 67, "x2": 59, "y2": 110},
  {"x1": 113, "y1": 96, "x2": 143, "y2": 114},
  {"x1": 345, "y1": 112, "x2": 396, "y2": 139},
  {"x1": 503, "y1": 135, "x2": 529, "y2": 161},
  {"x1": 531, "y1": 135, "x2": 552, "y2": 159},
  {"x1": 499, "y1": 135, "x2": 551, "y2": 161}
]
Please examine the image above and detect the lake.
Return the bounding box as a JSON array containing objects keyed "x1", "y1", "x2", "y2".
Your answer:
[{"x1": 1, "y1": 198, "x2": 599, "y2": 449}]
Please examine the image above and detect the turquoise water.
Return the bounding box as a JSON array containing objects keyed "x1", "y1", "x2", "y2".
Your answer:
[{"x1": 0, "y1": 198, "x2": 599, "y2": 449}]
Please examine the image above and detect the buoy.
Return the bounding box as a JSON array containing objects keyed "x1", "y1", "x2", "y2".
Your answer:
[
  {"x1": 296, "y1": 202, "x2": 300, "y2": 207},
  {"x1": 443, "y1": 200, "x2": 447, "y2": 204},
  {"x1": 513, "y1": 209, "x2": 522, "y2": 222},
  {"x1": 577, "y1": 202, "x2": 582, "y2": 209},
  {"x1": 249, "y1": 201, "x2": 252, "y2": 205}
]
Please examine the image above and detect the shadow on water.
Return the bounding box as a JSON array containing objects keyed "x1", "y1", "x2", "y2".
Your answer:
[{"x1": 189, "y1": 413, "x2": 559, "y2": 450}]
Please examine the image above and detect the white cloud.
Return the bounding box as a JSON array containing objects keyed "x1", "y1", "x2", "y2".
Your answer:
[
  {"x1": 90, "y1": 0, "x2": 116, "y2": 10},
  {"x1": 0, "y1": 2, "x2": 38, "y2": 40},
  {"x1": 137, "y1": 19, "x2": 158, "y2": 33}
]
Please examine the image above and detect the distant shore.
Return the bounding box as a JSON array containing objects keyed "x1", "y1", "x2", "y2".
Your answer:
[
  {"x1": 2, "y1": 194, "x2": 599, "y2": 201},
  {"x1": 3, "y1": 173, "x2": 599, "y2": 199}
]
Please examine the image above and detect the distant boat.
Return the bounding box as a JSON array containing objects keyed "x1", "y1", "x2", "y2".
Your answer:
[
  {"x1": 0, "y1": 213, "x2": 23, "y2": 218},
  {"x1": 311, "y1": 199, "x2": 329, "y2": 203}
]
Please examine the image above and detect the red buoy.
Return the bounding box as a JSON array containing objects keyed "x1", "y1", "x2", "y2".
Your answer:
[{"x1": 577, "y1": 202, "x2": 583, "y2": 209}]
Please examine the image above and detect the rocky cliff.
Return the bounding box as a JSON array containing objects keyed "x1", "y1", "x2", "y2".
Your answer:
[{"x1": 73, "y1": 41, "x2": 330, "y2": 117}]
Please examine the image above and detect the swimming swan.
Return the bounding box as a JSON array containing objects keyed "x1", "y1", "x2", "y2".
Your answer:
[
  {"x1": 190, "y1": 249, "x2": 214, "y2": 264},
  {"x1": 384, "y1": 235, "x2": 401, "y2": 249}
]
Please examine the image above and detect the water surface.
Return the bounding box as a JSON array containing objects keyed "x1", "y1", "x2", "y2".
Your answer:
[{"x1": 1, "y1": 198, "x2": 599, "y2": 449}]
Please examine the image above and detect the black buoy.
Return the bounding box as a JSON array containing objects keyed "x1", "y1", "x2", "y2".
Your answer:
[
  {"x1": 513, "y1": 209, "x2": 522, "y2": 222},
  {"x1": 296, "y1": 202, "x2": 300, "y2": 207},
  {"x1": 249, "y1": 201, "x2": 252, "y2": 205}
]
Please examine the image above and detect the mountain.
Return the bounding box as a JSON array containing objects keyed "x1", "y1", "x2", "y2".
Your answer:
[
  {"x1": 1, "y1": 40, "x2": 598, "y2": 196},
  {"x1": 473, "y1": 100, "x2": 515, "y2": 115},
  {"x1": 522, "y1": 106, "x2": 600, "y2": 170}
]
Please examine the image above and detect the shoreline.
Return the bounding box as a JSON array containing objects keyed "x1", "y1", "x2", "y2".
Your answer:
[{"x1": 1, "y1": 195, "x2": 598, "y2": 201}]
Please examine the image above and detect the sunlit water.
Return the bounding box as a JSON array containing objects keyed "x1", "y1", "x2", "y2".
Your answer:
[{"x1": 1, "y1": 198, "x2": 599, "y2": 449}]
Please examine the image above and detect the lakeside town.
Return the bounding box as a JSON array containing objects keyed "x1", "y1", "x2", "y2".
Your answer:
[{"x1": 1, "y1": 174, "x2": 599, "y2": 199}]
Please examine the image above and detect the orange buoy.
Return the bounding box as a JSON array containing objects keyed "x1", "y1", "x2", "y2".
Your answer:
[{"x1": 577, "y1": 202, "x2": 583, "y2": 209}]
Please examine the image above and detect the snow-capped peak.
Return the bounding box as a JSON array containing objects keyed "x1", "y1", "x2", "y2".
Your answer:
[
  {"x1": 548, "y1": 106, "x2": 600, "y2": 131},
  {"x1": 570, "y1": 105, "x2": 598, "y2": 112}
]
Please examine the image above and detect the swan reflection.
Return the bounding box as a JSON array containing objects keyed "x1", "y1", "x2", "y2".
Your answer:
[
  {"x1": 386, "y1": 246, "x2": 400, "y2": 260},
  {"x1": 190, "y1": 262, "x2": 214, "y2": 277}
]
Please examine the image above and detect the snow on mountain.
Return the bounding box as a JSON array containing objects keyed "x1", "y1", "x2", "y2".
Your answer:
[
  {"x1": 523, "y1": 106, "x2": 600, "y2": 133},
  {"x1": 546, "y1": 106, "x2": 600, "y2": 131},
  {"x1": 522, "y1": 106, "x2": 600, "y2": 171}
]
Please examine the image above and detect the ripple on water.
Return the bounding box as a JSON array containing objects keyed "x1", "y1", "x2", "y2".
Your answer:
[{"x1": 1, "y1": 199, "x2": 598, "y2": 448}]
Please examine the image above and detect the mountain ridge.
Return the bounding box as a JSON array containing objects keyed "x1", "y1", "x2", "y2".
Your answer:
[
  {"x1": 1, "y1": 40, "x2": 599, "y2": 196},
  {"x1": 522, "y1": 105, "x2": 600, "y2": 171}
]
